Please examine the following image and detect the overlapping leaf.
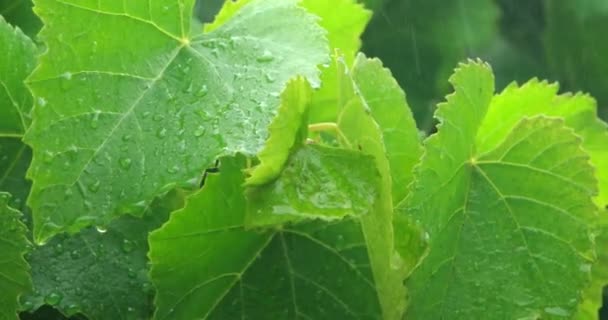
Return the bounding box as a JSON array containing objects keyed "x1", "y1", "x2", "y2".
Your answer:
[
  {"x1": 150, "y1": 157, "x2": 383, "y2": 319},
  {"x1": 0, "y1": 16, "x2": 35, "y2": 211},
  {"x1": 401, "y1": 62, "x2": 599, "y2": 319},
  {"x1": 477, "y1": 80, "x2": 608, "y2": 207},
  {"x1": 22, "y1": 192, "x2": 182, "y2": 320},
  {"x1": 0, "y1": 0, "x2": 41, "y2": 38},
  {"x1": 0, "y1": 192, "x2": 31, "y2": 320},
  {"x1": 337, "y1": 54, "x2": 423, "y2": 319},
  {"x1": 24, "y1": 0, "x2": 328, "y2": 243}
]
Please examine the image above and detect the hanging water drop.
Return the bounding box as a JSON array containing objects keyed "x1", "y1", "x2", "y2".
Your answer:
[
  {"x1": 119, "y1": 157, "x2": 132, "y2": 170},
  {"x1": 256, "y1": 49, "x2": 275, "y2": 63},
  {"x1": 37, "y1": 97, "x2": 47, "y2": 107},
  {"x1": 62, "y1": 71, "x2": 72, "y2": 80},
  {"x1": 96, "y1": 226, "x2": 107, "y2": 233},
  {"x1": 122, "y1": 239, "x2": 134, "y2": 253},
  {"x1": 44, "y1": 292, "x2": 63, "y2": 306},
  {"x1": 194, "y1": 126, "x2": 205, "y2": 137},
  {"x1": 88, "y1": 180, "x2": 101, "y2": 193},
  {"x1": 157, "y1": 128, "x2": 167, "y2": 138},
  {"x1": 196, "y1": 85, "x2": 208, "y2": 98}
]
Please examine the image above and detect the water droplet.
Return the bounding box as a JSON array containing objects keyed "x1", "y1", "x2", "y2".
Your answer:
[
  {"x1": 66, "y1": 303, "x2": 81, "y2": 315},
  {"x1": 91, "y1": 111, "x2": 101, "y2": 129},
  {"x1": 96, "y1": 226, "x2": 107, "y2": 233},
  {"x1": 21, "y1": 300, "x2": 34, "y2": 311},
  {"x1": 157, "y1": 128, "x2": 167, "y2": 138},
  {"x1": 62, "y1": 72, "x2": 72, "y2": 80},
  {"x1": 194, "y1": 126, "x2": 205, "y2": 137},
  {"x1": 167, "y1": 166, "x2": 179, "y2": 174},
  {"x1": 153, "y1": 114, "x2": 164, "y2": 122},
  {"x1": 54, "y1": 243, "x2": 64, "y2": 255},
  {"x1": 122, "y1": 239, "x2": 134, "y2": 253},
  {"x1": 119, "y1": 157, "x2": 132, "y2": 169},
  {"x1": 256, "y1": 50, "x2": 275, "y2": 63},
  {"x1": 127, "y1": 267, "x2": 136, "y2": 278},
  {"x1": 122, "y1": 134, "x2": 132, "y2": 142},
  {"x1": 88, "y1": 180, "x2": 101, "y2": 193},
  {"x1": 544, "y1": 307, "x2": 569, "y2": 317},
  {"x1": 37, "y1": 97, "x2": 47, "y2": 107},
  {"x1": 195, "y1": 85, "x2": 208, "y2": 98},
  {"x1": 264, "y1": 73, "x2": 275, "y2": 83},
  {"x1": 44, "y1": 292, "x2": 62, "y2": 306},
  {"x1": 70, "y1": 250, "x2": 80, "y2": 259}
]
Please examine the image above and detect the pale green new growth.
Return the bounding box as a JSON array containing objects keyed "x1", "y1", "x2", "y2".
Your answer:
[
  {"x1": 25, "y1": 0, "x2": 328, "y2": 243},
  {"x1": 402, "y1": 62, "x2": 599, "y2": 319}
]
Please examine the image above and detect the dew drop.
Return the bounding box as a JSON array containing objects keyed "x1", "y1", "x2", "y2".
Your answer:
[
  {"x1": 265, "y1": 73, "x2": 275, "y2": 83},
  {"x1": 62, "y1": 72, "x2": 72, "y2": 80},
  {"x1": 157, "y1": 128, "x2": 167, "y2": 138},
  {"x1": 122, "y1": 239, "x2": 134, "y2": 253},
  {"x1": 256, "y1": 49, "x2": 275, "y2": 63},
  {"x1": 44, "y1": 292, "x2": 62, "y2": 306},
  {"x1": 90, "y1": 111, "x2": 101, "y2": 129},
  {"x1": 127, "y1": 267, "x2": 136, "y2": 278},
  {"x1": 119, "y1": 157, "x2": 133, "y2": 170},
  {"x1": 70, "y1": 250, "x2": 80, "y2": 259},
  {"x1": 195, "y1": 85, "x2": 208, "y2": 97},
  {"x1": 153, "y1": 114, "x2": 164, "y2": 122},
  {"x1": 37, "y1": 97, "x2": 47, "y2": 107},
  {"x1": 167, "y1": 166, "x2": 179, "y2": 174},
  {"x1": 66, "y1": 304, "x2": 81, "y2": 315},
  {"x1": 194, "y1": 126, "x2": 205, "y2": 137},
  {"x1": 88, "y1": 180, "x2": 101, "y2": 193},
  {"x1": 122, "y1": 134, "x2": 132, "y2": 142},
  {"x1": 21, "y1": 300, "x2": 34, "y2": 311},
  {"x1": 96, "y1": 226, "x2": 108, "y2": 233}
]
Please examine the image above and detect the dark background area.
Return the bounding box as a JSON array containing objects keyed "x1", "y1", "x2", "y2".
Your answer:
[{"x1": 3, "y1": 0, "x2": 608, "y2": 318}]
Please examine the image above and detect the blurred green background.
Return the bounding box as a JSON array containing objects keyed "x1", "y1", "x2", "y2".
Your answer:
[{"x1": 3, "y1": 0, "x2": 608, "y2": 318}]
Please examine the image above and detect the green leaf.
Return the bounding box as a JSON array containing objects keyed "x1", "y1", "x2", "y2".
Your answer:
[
  {"x1": 246, "y1": 145, "x2": 380, "y2": 226},
  {"x1": 150, "y1": 157, "x2": 383, "y2": 319},
  {"x1": 575, "y1": 212, "x2": 608, "y2": 319},
  {"x1": 0, "y1": 0, "x2": 41, "y2": 39},
  {"x1": 401, "y1": 62, "x2": 598, "y2": 319},
  {"x1": 24, "y1": 0, "x2": 328, "y2": 243},
  {"x1": 337, "y1": 54, "x2": 423, "y2": 320},
  {"x1": 477, "y1": 80, "x2": 608, "y2": 207},
  {"x1": 305, "y1": 0, "x2": 371, "y2": 123},
  {"x1": 0, "y1": 16, "x2": 35, "y2": 212},
  {"x1": 245, "y1": 77, "x2": 312, "y2": 186},
  {"x1": 361, "y1": 0, "x2": 499, "y2": 130},
  {"x1": 22, "y1": 191, "x2": 183, "y2": 319},
  {"x1": 0, "y1": 192, "x2": 31, "y2": 320}
]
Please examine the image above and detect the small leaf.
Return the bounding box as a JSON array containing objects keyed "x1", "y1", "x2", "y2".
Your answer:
[
  {"x1": 247, "y1": 145, "x2": 380, "y2": 226},
  {"x1": 25, "y1": 0, "x2": 329, "y2": 243},
  {"x1": 245, "y1": 77, "x2": 312, "y2": 186},
  {"x1": 0, "y1": 192, "x2": 31, "y2": 320}
]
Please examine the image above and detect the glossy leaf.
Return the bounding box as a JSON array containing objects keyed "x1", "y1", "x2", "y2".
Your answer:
[
  {"x1": 0, "y1": 192, "x2": 31, "y2": 320},
  {"x1": 337, "y1": 54, "x2": 423, "y2": 319},
  {"x1": 478, "y1": 80, "x2": 608, "y2": 207},
  {"x1": 24, "y1": 0, "x2": 328, "y2": 243},
  {"x1": 245, "y1": 78, "x2": 312, "y2": 186},
  {"x1": 247, "y1": 145, "x2": 380, "y2": 226},
  {"x1": 150, "y1": 157, "x2": 383, "y2": 319},
  {"x1": 402, "y1": 62, "x2": 598, "y2": 319},
  {"x1": 22, "y1": 193, "x2": 182, "y2": 320},
  {"x1": 0, "y1": 16, "x2": 35, "y2": 211}
]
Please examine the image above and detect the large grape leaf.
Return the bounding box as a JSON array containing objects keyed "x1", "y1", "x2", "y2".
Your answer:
[
  {"x1": 0, "y1": 192, "x2": 31, "y2": 320},
  {"x1": 24, "y1": 0, "x2": 328, "y2": 244},
  {"x1": 361, "y1": 0, "x2": 499, "y2": 130},
  {"x1": 150, "y1": 156, "x2": 383, "y2": 319},
  {"x1": 21, "y1": 192, "x2": 182, "y2": 320},
  {"x1": 401, "y1": 62, "x2": 599, "y2": 319},
  {"x1": 477, "y1": 80, "x2": 608, "y2": 207},
  {"x1": 0, "y1": 16, "x2": 35, "y2": 211},
  {"x1": 337, "y1": 54, "x2": 424, "y2": 320}
]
